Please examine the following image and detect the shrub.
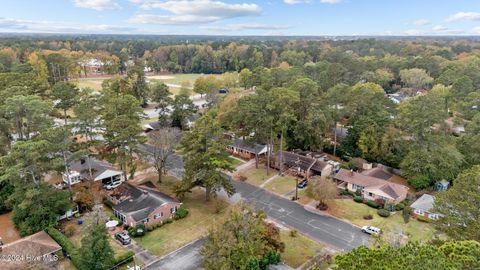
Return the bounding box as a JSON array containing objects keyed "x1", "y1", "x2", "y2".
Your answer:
[
  {"x1": 340, "y1": 189, "x2": 353, "y2": 196},
  {"x1": 164, "y1": 218, "x2": 173, "y2": 224},
  {"x1": 46, "y1": 227, "x2": 82, "y2": 270},
  {"x1": 395, "y1": 202, "x2": 406, "y2": 211},
  {"x1": 174, "y1": 207, "x2": 189, "y2": 220},
  {"x1": 289, "y1": 229, "x2": 298, "y2": 237},
  {"x1": 214, "y1": 200, "x2": 227, "y2": 214},
  {"x1": 416, "y1": 215, "x2": 431, "y2": 223},
  {"x1": 408, "y1": 175, "x2": 431, "y2": 190},
  {"x1": 353, "y1": 196, "x2": 363, "y2": 203},
  {"x1": 377, "y1": 209, "x2": 390, "y2": 217},
  {"x1": 355, "y1": 189, "x2": 362, "y2": 196},
  {"x1": 366, "y1": 200, "x2": 380, "y2": 209},
  {"x1": 64, "y1": 223, "x2": 76, "y2": 237},
  {"x1": 402, "y1": 207, "x2": 411, "y2": 223},
  {"x1": 363, "y1": 214, "x2": 373, "y2": 220}
]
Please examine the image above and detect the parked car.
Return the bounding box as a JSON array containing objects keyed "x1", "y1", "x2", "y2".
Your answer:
[
  {"x1": 297, "y1": 179, "x2": 308, "y2": 189},
  {"x1": 105, "y1": 181, "x2": 121, "y2": 190},
  {"x1": 115, "y1": 231, "x2": 131, "y2": 245},
  {"x1": 361, "y1": 226, "x2": 381, "y2": 235},
  {"x1": 218, "y1": 88, "x2": 229, "y2": 94}
]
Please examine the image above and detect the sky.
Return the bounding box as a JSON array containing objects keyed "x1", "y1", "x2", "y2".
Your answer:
[{"x1": 1, "y1": 0, "x2": 480, "y2": 36}]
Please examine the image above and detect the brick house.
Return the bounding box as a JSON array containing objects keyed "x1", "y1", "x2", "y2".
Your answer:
[
  {"x1": 334, "y1": 167, "x2": 408, "y2": 205},
  {"x1": 111, "y1": 183, "x2": 182, "y2": 228},
  {"x1": 410, "y1": 194, "x2": 442, "y2": 220},
  {"x1": 226, "y1": 138, "x2": 268, "y2": 160}
]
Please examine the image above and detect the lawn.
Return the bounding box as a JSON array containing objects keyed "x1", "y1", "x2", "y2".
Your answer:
[
  {"x1": 280, "y1": 230, "x2": 324, "y2": 268},
  {"x1": 76, "y1": 77, "x2": 105, "y2": 90},
  {"x1": 264, "y1": 175, "x2": 297, "y2": 195},
  {"x1": 327, "y1": 199, "x2": 437, "y2": 243},
  {"x1": 239, "y1": 165, "x2": 273, "y2": 186},
  {"x1": 147, "y1": 73, "x2": 207, "y2": 86},
  {"x1": 135, "y1": 187, "x2": 231, "y2": 256},
  {"x1": 228, "y1": 156, "x2": 244, "y2": 168}
]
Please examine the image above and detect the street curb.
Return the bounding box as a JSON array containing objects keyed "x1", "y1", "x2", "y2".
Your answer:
[{"x1": 303, "y1": 204, "x2": 363, "y2": 230}]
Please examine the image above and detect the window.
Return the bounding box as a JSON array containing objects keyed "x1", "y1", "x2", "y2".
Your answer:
[
  {"x1": 352, "y1": 184, "x2": 364, "y2": 191},
  {"x1": 170, "y1": 207, "x2": 176, "y2": 214},
  {"x1": 143, "y1": 218, "x2": 149, "y2": 224},
  {"x1": 368, "y1": 192, "x2": 373, "y2": 197},
  {"x1": 154, "y1": 212, "x2": 163, "y2": 219},
  {"x1": 414, "y1": 209, "x2": 424, "y2": 215},
  {"x1": 429, "y1": 214, "x2": 439, "y2": 220}
]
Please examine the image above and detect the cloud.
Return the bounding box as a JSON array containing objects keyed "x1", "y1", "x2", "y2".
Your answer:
[
  {"x1": 0, "y1": 17, "x2": 135, "y2": 33},
  {"x1": 413, "y1": 19, "x2": 430, "y2": 26},
  {"x1": 432, "y1": 25, "x2": 464, "y2": 34},
  {"x1": 74, "y1": 0, "x2": 121, "y2": 11},
  {"x1": 129, "y1": 0, "x2": 260, "y2": 24},
  {"x1": 446, "y1": 11, "x2": 480, "y2": 22},
  {"x1": 203, "y1": 23, "x2": 291, "y2": 31},
  {"x1": 473, "y1": 27, "x2": 480, "y2": 34}
]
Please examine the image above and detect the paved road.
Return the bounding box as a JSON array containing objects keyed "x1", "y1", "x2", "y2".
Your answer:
[
  {"x1": 138, "y1": 146, "x2": 369, "y2": 251},
  {"x1": 146, "y1": 239, "x2": 205, "y2": 270},
  {"x1": 229, "y1": 177, "x2": 370, "y2": 251}
]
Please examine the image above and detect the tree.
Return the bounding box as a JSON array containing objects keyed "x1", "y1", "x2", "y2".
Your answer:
[
  {"x1": 193, "y1": 75, "x2": 220, "y2": 97},
  {"x1": 127, "y1": 62, "x2": 149, "y2": 106},
  {"x1": 176, "y1": 113, "x2": 234, "y2": 201},
  {"x1": 239, "y1": 68, "x2": 253, "y2": 89},
  {"x1": 150, "y1": 81, "x2": 173, "y2": 127},
  {"x1": 434, "y1": 166, "x2": 480, "y2": 241},
  {"x1": 2, "y1": 95, "x2": 53, "y2": 140},
  {"x1": 451, "y1": 76, "x2": 474, "y2": 100},
  {"x1": 400, "y1": 68, "x2": 433, "y2": 89},
  {"x1": 148, "y1": 127, "x2": 181, "y2": 183},
  {"x1": 11, "y1": 183, "x2": 70, "y2": 236},
  {"x1": 78, "y1": 223, "x2": 115, "y2": 270},
  {"x1": 52, "y1": 81, "x2": 79, "y2": 125},
  {"x1": 171, "y1": 94, "x2": 196, "y2": 130},
  {"x1": 101, "y1": 93, "x2": 145, "y2": 179},
  {"x1": 400, "y1": 139, "x2": 464, "y2": 188},
  {"x1": 334, "y1": 240, "x2": 480, "y2": 270},
  {"x1": 308, "y1": 178, "x2": 338, "y2": 209},
  {"x1": 202, "y1": 203, "x2": 284, "y2": 270}
]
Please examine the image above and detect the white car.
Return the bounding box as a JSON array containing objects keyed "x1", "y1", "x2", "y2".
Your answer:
[
  {"x1": 361, "y1": 226, "x2": 381, "y2": 235},
  {"x1": 105, "y1": 181, "x2": 121, "y2": 190}
]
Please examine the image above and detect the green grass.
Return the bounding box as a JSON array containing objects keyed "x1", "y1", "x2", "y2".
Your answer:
[
  {"x1": 135, "y1": 188, "x2": 230, "y2": 256},
  {"x1": 280, "y1": 230, "x2": 324, "y2": 268},
  {"x1": 76, "y1": 78, "x2": 105, "y2": 90},
  {"x1": 147, "y1": 73, "x2": 207, "y2": 85},
  {"x1": 328, "y1": 199, "x2": 437, "y2": 243},
  {"x1": 240, "y1": 166, "x2": 272, "y2": 186},
  {"x1": 228, "y1": 156, "x2": 244, "y2": 168},
  {"x1": 264, "y1": 175, "x2": 297, "y2": 195}
]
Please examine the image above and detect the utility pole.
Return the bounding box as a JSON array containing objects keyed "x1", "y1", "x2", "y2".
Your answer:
[{"x1": 294, "y1": 157, "x2": 300, "y2": 201}]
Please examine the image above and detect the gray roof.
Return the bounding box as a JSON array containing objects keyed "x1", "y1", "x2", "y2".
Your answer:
[
  {"x1": 146, "y1": 121, "x2": 162, "y2": 130},
  {"x1": 410, "y1": 194, "x2": 435, "y2": 212},
  {"x1": 229, "y1": 138, "x2": 267, "y2": 155},
  {"x1": 276, "y1": 151, "x2": 328, "y2": 173},
  {"x1": 69, "y1": 157, "x2": 121, "y2": 181},
  {"x1": 113, "y1": 183, "x2": 180, "y2": 222},
  {"x1": 361, "y1": 167, "x2": 392, "y2": 180}
]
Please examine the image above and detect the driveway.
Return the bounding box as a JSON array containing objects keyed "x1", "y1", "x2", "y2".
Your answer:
[
  {"x1": 146, "y1": 239, "x2": 205, "y2": 270},
  {"x1": 228, "y1": 176, "x2": 370, "y2": 251},
  {"x1": 124, "y1": 239, "x2": 158, "y2": 266}
]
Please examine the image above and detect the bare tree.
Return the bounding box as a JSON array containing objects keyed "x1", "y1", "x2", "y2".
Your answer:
[
  {"x1": 308, "y1": 177, "x2": 338, "y2": 210},
  {"x1": 148, "y1": 127, "x2": 181, "y2": 183}
]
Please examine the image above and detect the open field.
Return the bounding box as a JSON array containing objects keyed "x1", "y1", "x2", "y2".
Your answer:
[
  {"x1": 280, "y1": 230, "x2": 324, "y2": 268},
  {"x1": 0, "y1": 212, "x2": 20, "y2": 243},
  {"x1": 327, "y1": 199, "x2": 437, "y2": 243}
]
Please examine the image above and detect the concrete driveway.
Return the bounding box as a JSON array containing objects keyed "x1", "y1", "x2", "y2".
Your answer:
[{"x1": 146, "y1": 239, "x2": 205, "y2": 270}]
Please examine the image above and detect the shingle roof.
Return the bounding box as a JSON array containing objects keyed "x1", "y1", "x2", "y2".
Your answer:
[
  {"x1": 113, "y1": 183, "x2": 180, "y2": 222},
  {"x1": 69, "y1": 157, "x2": 121, "y2": 181},
  {"x1": 275, "y1": 151, "x2": 328, "y2": 173},
  {"x1": 361, "y1": 167, "x2": 393, "y2": 180},
  {"x1": 335, "y1": 169, "x2": 408, "y2": 200},
  {"x1": 1, "y1": 231, "x2": 61, "y2": 270},
  {"x1": 229, "y1": 138, "x2": 267, "y2": 155},
  {"x1": 410, "y1": 194, "x2": 435, "y2": 212}
]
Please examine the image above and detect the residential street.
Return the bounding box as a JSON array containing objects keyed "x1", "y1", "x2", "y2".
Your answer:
[{"x1": 228, "y1": 176, "x2": 370, "y2": 251}]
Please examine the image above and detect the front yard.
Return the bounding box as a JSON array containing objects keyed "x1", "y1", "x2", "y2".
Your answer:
[
  {"x1": 327, "y1": 199, "x2": 437, "y2": 243},
  {"x1": 280, "y1": 229, "x2": 325, "y2": 268},
  {"x1": 238, "y1": 165, "x2": 273, "y2": 186},
  {"x1": 264, "y1": 175, "x2": 297, "y2": 195}
]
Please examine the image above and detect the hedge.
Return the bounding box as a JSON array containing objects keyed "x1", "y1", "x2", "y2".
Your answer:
[
  {"x1": 416, "y1": 215, "x2": 431, "y2": 223},
  {"x1": 377, "y1": 209, "x2": 390, "y2": 217},
  {"x1": 46, "y1": 227, "x2": 83, "y2": 270},
  {"x1": 366, "y1": 200, "x2": 380, "y2": 209},
  {"x1": 114, "y1": 250, "x2": 135, "y2": 266},
  {"x1": 353, "y1": 196, "x2": 363, "y2": 203}
]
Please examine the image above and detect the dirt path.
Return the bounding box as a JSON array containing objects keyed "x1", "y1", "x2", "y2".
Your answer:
[{"x1": 0, "y1": 212, "x2": 20, "y2": 243}]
